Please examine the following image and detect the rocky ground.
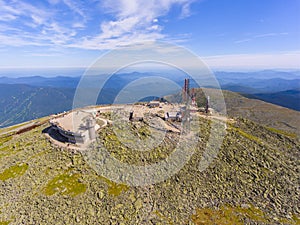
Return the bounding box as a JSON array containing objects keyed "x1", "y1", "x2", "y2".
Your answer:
[{"x1": 0, "y1": 113, "x2": 299, "y2": 224}]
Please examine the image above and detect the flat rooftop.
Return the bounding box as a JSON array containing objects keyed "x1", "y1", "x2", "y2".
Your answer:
[{"x1": 51, "y1": 111, "x2": 92, "y2": 133}]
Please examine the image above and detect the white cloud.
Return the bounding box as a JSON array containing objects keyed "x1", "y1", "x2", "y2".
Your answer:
[
  {"x1": 0, "y1": 13, "x2": 17, "y2": 21},
  {"x1": 179, "y1": 2, "x2": 195, "y2": 18},
  {"x1": 101, "y1": 0, "x2": 194, "y2": 24},
  {"x1": 254, "y1": 32, "x2": 288, "y2": 38},
  {"x1": 235, "y1": 38, "x2": 251, "y2": 44},
  {"x1": 76, "y1": 0, "x2": 196, "y2": 49},
  {"x1": 62, "y1": 0, "x2": 86, "y2": 18},
  {"x1": 0, "y1": 0, "x2": 51, "y2": 26},
  {"x1": 0, "y1": 0, "x2": 195, "y2": 50},
  {"x1": 31, "y1": 15, "x2": 45, "y2": 25},
  {"x1": 72, "y1": 32, "x2": 164, "y2": 50},
  {"x1": 47, "y1": 0, "x2": 86, "y2": 19},
  {"x1": 72, "y1": 22, "x2": 85, "y2": 29},
  {"x1": 0, "y1": 0, "x2": 80, "y2": 47},
  {"x1": 100, "y1": 17, "x2": 140, "y2": 39},
  {"x1": 0, "y1": 0, "x2": 21, "y2": 15},
  {"x1": 235, "y1": 32, "x2": 289, "y2": 44}
]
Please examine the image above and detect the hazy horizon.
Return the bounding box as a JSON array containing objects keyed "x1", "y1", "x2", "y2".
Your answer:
[{"x1": 0, "y1": 67, "x2": 300, "y2": 78}]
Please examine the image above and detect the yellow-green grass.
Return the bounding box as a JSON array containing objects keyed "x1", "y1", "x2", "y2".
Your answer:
[
  {"x1": 101, "y1": 176, "x2": 129, "y2": 196},
  {"x1": 0, "y1": 221, "x2": 11, "y2": 225},
  {"x1": 266, "y1": 126, "x2": 297, "y2": 138},
  {"x1": 43, "y1": 172, "x2": 87, "y2": 197},
  {"x1": 192, "y1": 205, "x2": 299, "y2": 225},
  {"x1": 0, "y1": 163, "x2": 28, "y2": 181},
  {"x1": 0, "y1": 136, "x2": 12, "y2": 147},
  {"x1": 229, "y1": 126, "x2": 263, "y2": 145}
]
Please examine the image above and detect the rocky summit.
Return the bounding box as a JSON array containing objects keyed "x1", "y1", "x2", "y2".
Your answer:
[{"x1": 0, "y1": 107, "x2": 299, "y2": 224}]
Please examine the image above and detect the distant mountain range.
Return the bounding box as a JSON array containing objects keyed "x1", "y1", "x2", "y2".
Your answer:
[
  {"x1": 216, "y1": 70, "x2": 300, "y2": 93},
  {"x1": 0, "y1": 70, "x2": 299, "y2": 128},
  {"x1": 215, "y1": 70, "x2": 300, "y2": 81},
  {"x1": 0, "y1": 76, "x2": 80, "y2": 88},
  {"x1": 247, "y1": 89, "x2": 300, "y2": 111},
  {"x1": 215, "y1": 70, "x2": 300, "y2": 111},
  {"x1": 0, "y1": 83, "x2": 74, "y2": 127}
]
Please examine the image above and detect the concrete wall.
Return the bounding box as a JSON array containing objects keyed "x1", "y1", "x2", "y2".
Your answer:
[{"x1": 51, "y1": 124, "x2": 88, "y2": 144}]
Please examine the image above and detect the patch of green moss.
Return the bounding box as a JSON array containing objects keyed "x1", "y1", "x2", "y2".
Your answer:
[
  {"x1": 279, "y1": 214, "x2": 300, "y2": 225},
  {"x1": 27, "y1": 150, "x2": 48, "y2": 161},
  {"x1": 101, "y1": 177, "x2": 129, "y2": 196},
  {"x1": 43, "y1": 172, "x2": 86, "y2": 197},
  {"x1": 0, "y1": 153, "x2": 9, "y2": 160},
  {"x1": 192, "y1": 205, "x2": 269, "y2": 225},
  {"x1": 25, "y1": 142, "x2": 32, "y2": 146},
  {"x1": 192, "y1": 205, "x2": 300, "y2": 224},
  {"x1": 0, "y1": 136, "x2": 12, "y2": 147},
  {"x1": 136, "y1": 124, "x2": 151, "y2": 139},
  {"x1": 0, "y1": 221, "x2": 11, "y2": 225},
  {"x1": 266, "y1": 127, "x2": 297, "y2": 138},
  {"x1": 0, "y1": 163, "x2": 28, "y2": 181},
  {"x1": 231, "y1": 127, "x2": 263, "y2": 145},
  {"x1": 0, "y1": 146, "x2": 10, "y2": 152},
  {"x1": 291, "y1": 215, "x2": 300, "y2": 224},
  {"x1": 234, "y1": 205, "x2": 267, "y2": 222},
  {"x1": 12, "y1": 142, "x2": 21, "y2": 149},
  {"x1": 192, "y1": 207, "x2": 243, "y2": 225},
  {"x1": 0, "y1": 144, "x2": 22, "y2": 160}
]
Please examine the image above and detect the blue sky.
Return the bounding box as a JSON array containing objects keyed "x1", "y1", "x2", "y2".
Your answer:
[{"x1": 0, "y1": 0, "x2": 299, "y2": 70}]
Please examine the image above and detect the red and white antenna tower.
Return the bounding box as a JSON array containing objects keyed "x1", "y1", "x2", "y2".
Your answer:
[
  {"x1": 182, "y1": 78, "x2": 190, "y2": 102},
  {"x1": 191, "y1": 88, "x2": 197, "y2": 106}
]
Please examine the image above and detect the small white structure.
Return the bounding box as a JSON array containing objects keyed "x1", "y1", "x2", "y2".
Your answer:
[
  {"x1": 50, "y1": 110, "x2": 100, "y2": 144},
  {"x1": 165, "y1": 111, "x2": 182, "y2": 122},
  {"x1": 148, "y1": 101, "x2": 160, "y2": 108}
]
